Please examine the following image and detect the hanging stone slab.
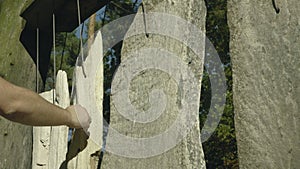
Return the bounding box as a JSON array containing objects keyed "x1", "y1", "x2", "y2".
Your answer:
[
  {"x1": 32, "y1": 70, "x2": 70, "y2": 169},
  {"x1": 228, "y1": 0, "x2": 300, "y2": 168},
  {"x1": 32, "y1": 90, "x2": 52, "y2": 169},
  {"x1": 48, "y1": 70, "x2": 70, "y2": 169},
  {"x1": 67, "y1": 31, "x2": 103, "y2": 169},
  {"x1": 101, "y1": 0, "x2": 207, "y2": 168}
]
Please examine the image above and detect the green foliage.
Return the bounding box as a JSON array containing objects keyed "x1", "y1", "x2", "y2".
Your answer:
[
  {"x1": 199, "y1": 0, "x2": 239, "y2": 168},
  {"x1": 46, "y1": 30, "x2": 80, "y2": 91}
]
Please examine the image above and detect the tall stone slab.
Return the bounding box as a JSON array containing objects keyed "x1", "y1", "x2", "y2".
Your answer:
[
  {"x1": 32, "y1": 90, "x2": 52, "y2": 169},
  {"x1": 32, "y1": 70, "x2": 70, "y2": 169},
  {"x1": 48, "y1": 70, "x2": 70, "y2": 169},
  {"x1": 67, "y1": 31, "x2": 103, "y2": 169},
  {"x1": 101, "y1": 0, "x2": 207, "y2": 168},
  {"x1": 228, "y1": 0, "x2": 300, "y2": 168},
  {"x1": 0, "y1": 0, "x2": 36, "y2": 169}
]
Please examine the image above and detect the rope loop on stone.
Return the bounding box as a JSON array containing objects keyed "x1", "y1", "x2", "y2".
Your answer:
[
  {"x1": 141, "y1": 3, "x2": 149, "y2": 38},
  {"x1": 272, "y1": 0, "x2": 280, "y2": 14}
]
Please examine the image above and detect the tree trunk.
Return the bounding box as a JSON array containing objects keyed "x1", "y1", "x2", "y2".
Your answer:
[
  {"x1": 0, "y1": 0, "x2": 40, "y2": 168},
  {"x1": 101, "y1": 0, "x2": 207, "y2": 168},
  {"x1": 228, "y1": 0, "x2": 300, "y2": 168}
]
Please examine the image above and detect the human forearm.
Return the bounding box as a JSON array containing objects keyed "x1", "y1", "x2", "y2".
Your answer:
[
  {"x1": 2, "y1": 86, "x2": 72, "y2": 127},
  {"x1": 0, "y1": 77, "x2": 90, "y2": 129}
]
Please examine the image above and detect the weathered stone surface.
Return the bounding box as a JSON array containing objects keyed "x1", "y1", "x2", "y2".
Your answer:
[
  {"x1": 101, "y1": 0, "x2": 206, "y2": 168},
  {"x1": 0, "y1": 0, "x2": 36, "y2": 169},
  {"x1": 228, "y1": 0, "x2": 300, "y2": 168},
  {"x1": 32, "y1": 91, "x2": 52, "y2": 169},
  {"x1": 68, "y1": 31, "x2": 103, "y2": 169},
  {"x1": 49, "y1": 70, "x2": 70, "y2": 169},
  {"x1": 32, "y1": 71, "x2": 70, "y2": 169}
]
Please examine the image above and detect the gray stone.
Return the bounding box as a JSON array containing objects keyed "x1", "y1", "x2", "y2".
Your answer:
[
  {"x1": 0, "y1": 0, "x2": 36, "y2": 168},
  {"x1": 32, "y1": 91, "x2": 52, "y2": 169},
  {"x1": 32, "y1": 71, "x2": 70, "y2": 169},
  {"x1": 101, "y1": 0, "x2": 207, "y2": 168},
  {"x1": 228, "y1": 0, "x2": 300, "y2": 168},
  {"x1": 49, "y1": 71, "x2": 69, "y2": 169},
  {"x1": 67, "y1": 31, "x2": 103, "y2": 169}
]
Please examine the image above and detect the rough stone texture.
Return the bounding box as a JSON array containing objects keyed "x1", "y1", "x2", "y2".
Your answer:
[
  {"x1": 32, "y1": 91, "x2": 52, "y2": 169},
  {"x1": 0, "y1": 0, "x2": 37, "y2": 169},
  {"x1": 48, "y1": 71, "x2": 70, "y2": 169},
  {"x1": 67, "y1": 31, "x2": 103, "y2": 169},
  {"x1": 101, "y1": 0, "x2": 206, "y2": 168},
  {"x1": 228, "y1": 0, "x2": 300, "y2": 168},
  {"x1": 0, "y1": 0, "x2": 42, "y2": 85},
  {"x1": 32, "y1": 70, "x2": 70, "y2": 169}
]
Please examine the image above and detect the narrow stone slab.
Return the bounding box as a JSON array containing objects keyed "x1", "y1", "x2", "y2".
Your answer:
[
  {"x1": 67, "y1": 31, "x2": 103, "y2": 169},
  {"x1": 48, "y1": 71, "x2": 70, "y2": 169},
  {"x1": 228, "y1": 0, "x2": 300, "y2": 168},
  {"x1": 32, "y1": 70, "x2": 70, "y2": 169},
  {"x1": 32, "y1": 90, "x2": 52, "y2": 169}
]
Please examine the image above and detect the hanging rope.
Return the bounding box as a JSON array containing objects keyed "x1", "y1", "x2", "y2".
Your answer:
[
  {"x1": 133, "y1": 0, "x2": 139, "y2": 9},
  {"x1": 141, "y1": 3, "x2": 149, "y2": 38},
  {"x1": 35, "y1": 7, "x2": 40, "y2": 93},
  {"x1": 36, "y1": 27, "x2": 39, "y2": 93},
  {"x1": 49, "y1": 4, "x2": 56, "y2": 166},
  {"x1": 102, "y1": 2, "x2": 109, "y2": 27},
  {"x1": 77, "y1": 0, "x2": 87, "y2": 77},
  {"x1": 272, "y1": 0, "x2": 280, "y2": 14},
  {"x1": 53, "y1": 12, "x2": 56, "y2": 104},
  {"x1": 77, "y1": 23, "x2": 85, "y2": 58},
  {"x1": 59, "y1": 32, "x2": 68, "y2": 70}
]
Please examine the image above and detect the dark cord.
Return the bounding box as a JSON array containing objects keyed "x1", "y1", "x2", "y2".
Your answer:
[
  {"x1": 102, "y1": 1, "x2": 110, "y2": 27},
  {"x1": 141, "y1": 3, "x2": 149, "y2": 38},
  {"x1": 59, "y1": 32, "x2": 68, "y2": 70},
  {"x1": 77, "y1": 22, "x2": 85, "y2": 57},
  {"x1": 272, "y1": 0, "x2": 280, "y2": 14}
]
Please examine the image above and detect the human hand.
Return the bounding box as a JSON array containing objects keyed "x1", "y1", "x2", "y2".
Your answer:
[{"x1": 66, "y1": 104, "x2": 91, "y2": 131}]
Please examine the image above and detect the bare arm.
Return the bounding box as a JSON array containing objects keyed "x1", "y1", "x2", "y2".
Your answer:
[{"x1": 0, "y1": 77, "x2": 90, "y2": 129}]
